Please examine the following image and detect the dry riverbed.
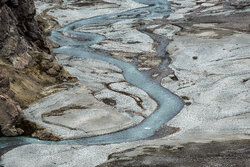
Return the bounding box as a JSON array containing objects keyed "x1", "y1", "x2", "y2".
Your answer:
[{"x1": 1, "y1": 0, "x2": 250, "y2": 166}]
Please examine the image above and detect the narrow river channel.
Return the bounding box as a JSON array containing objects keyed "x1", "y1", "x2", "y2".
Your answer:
[{"x1": 0, "y1": 0, "x2": 184, "y2": 150}]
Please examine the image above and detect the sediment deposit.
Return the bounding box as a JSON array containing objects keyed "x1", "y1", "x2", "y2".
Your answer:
[{"x1": 1, "y1": 0, "x2": 250, "y2": 166}]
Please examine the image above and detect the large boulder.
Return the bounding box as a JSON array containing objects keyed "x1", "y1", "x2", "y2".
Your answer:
[{"x1": 229, "y1": 0, "x2": 250, "y2": 9}]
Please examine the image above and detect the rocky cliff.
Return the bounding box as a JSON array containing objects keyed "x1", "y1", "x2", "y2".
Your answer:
[{"x1": 0, "y1": 0, "x2": 73, "y2": 137}]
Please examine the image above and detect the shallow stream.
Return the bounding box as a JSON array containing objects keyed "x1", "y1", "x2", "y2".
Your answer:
[{"x1": 0, "y1": 0, "x2": 183, "y2": 150}]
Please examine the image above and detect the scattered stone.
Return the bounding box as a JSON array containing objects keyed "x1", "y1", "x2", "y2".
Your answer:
[
  {"x1": 229, "y1": 0, "x2": 250, "y2": 9},
  {"x1": 31, "y1": 129, "x2": 60, "y2": 141},
  {"x1": 192, "y1": 56, "x2": 198, "y2": 60},
  {"x1": 169, "y1": 74, "x2": 179, "y2": 81},
  {"x1": 102, "y1": 98, "x2": 117, "y2": 106},
  {"x1": 185, "y1": 102, "x2": 192, "y2": 106},
  {"x1": 181, "y1": 96, "x2": 190, "y2": 100}
]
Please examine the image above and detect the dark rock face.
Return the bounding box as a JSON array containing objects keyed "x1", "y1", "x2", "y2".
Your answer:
[
  {"x1": 187, "y1": 10, "x2": 250, "y2": 33},
  {"x1": 0, "y1": 0, "x2": 73, "y2": 137},
  {"x1": 0, "y1": 0, "x2": 51, "y2": 69},
  {"x1": 0, "y1": 70, "x2": 24, "y2": 136},
  {"x1": 99, "y1": 140, "x2": 250, "y2": 167}
]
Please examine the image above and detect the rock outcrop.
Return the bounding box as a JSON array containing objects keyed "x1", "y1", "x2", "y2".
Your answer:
[
  {"x1": 98, "y1": 140, "x2": 250, "y2": 167},
  {"x1": 229, "y1": 0, "x2": 250, "y2": 9},
  {"x1": 0, "y1": 0, "x2": 73, "y2": 137},
  {"x1": 0, "y1": 70, "x2": 23, "y2": 136}
]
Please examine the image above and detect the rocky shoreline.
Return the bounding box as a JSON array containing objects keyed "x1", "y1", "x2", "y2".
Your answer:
[
  {"x1": 0, "y1": 0, "x2": 250, "y2": 166},
  {"x1": 0, "y1": 0, "x2": 75, "y2": 138}
]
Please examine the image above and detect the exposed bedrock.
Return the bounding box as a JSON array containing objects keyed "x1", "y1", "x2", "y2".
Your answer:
[
  {"x1": 98, "y1": 140, "x2": 250, "y2": 167},
  {"x1": 228, "y1": 0, "x2": 250, "y2": 9},
  {"x1": 0, "y1": 70, "x2": 23, "y2": 136},
  {"x1": 0, "y1": 0, "x2": 74, "y2": 137}
]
